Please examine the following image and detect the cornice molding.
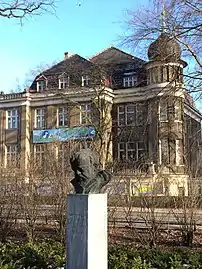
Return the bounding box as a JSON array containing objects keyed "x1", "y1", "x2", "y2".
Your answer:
[
  {"x1": 145, "y1": 61, "x2": 184, "y2": 70},
  {"x1": 0, "y1": 87, "x2": 114, "y2": 108},
  {"x1": 184, "y1": 103, "x2": 202, "y2": 122}
]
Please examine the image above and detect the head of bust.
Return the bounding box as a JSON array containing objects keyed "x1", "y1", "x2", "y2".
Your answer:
[{"x1": 70, "y1": 149, "x2": 98, "y2": 189}]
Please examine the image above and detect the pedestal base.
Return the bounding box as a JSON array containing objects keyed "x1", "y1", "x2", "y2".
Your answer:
[{"x1": 67, "y1": 194, "x2": 108, "y2": 269}]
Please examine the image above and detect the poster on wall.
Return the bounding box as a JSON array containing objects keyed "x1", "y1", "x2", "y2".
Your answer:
[
  {"x1": 131, "y1": 181, "x2": 164, "y2": 196},
  {"x1": 32, "y1": 125, "x2": 96, "y2": 143}
]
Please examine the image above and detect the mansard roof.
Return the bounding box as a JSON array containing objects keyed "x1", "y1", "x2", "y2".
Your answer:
[
  {"x1": 42, "y1": 54, "x2": 95, "y2": 76},
  {"x1": 30, "y1": 54, "x2": 96, "y2": 89},
  {"x1": 90, "y1": 46, "x2": 145, "y2": 67}
]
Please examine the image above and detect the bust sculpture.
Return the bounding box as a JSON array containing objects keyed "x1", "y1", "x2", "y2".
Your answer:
[{"x1": 70, "y1": 149, "x2": 112, "y2": 194}]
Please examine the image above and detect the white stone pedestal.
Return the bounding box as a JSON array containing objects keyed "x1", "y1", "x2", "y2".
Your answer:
[{"x1": 66, "y1": 194, "x2": 108, "y2": 269}]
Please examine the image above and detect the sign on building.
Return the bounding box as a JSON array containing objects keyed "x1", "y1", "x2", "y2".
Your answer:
[{"x1": 32, "y1": 126, "x2": 96, "y2": 143}]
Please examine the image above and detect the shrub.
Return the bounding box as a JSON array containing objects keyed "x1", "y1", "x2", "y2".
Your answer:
[
  {"x1": 109, "y1": 245, "x2": 202, "y2": 269},
  {"x1": 0, "y1": 241, "x2": 202, "y2": 268},
  {"x1": 0, "y1": 240, "x2": 65, "y2": 269}
]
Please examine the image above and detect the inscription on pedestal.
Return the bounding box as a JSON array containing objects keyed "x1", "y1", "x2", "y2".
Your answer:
[{"x1": 68, "y1": 214, "x2": 87, "y2": 235}]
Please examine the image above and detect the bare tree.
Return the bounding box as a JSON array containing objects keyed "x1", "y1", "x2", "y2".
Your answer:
[
  {"x1": 0, "y1": 168, "x2": 21, "y2": 242},
  {"x1": 0, "y1": 0, "x2": 56, "y2": 21},
  {"x1": 123, "y1": 0, "x2": 202, "y2": 97}
]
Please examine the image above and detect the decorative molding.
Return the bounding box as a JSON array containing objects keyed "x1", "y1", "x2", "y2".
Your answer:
[
  {"x1": 0, "y1": 87, "x2": 114, "y2": 108},
  {"x1": 145, "y1": 62, "x2": 184, "y2": 70},
  {"x1": 184, "y1": 104, "x2": 202, "y2": 122}
]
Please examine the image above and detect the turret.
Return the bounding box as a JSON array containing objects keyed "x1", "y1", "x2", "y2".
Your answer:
[
  {"x1": 147, "y1": 33, "x2": 187, "y2": 176},
  {"x1": 146, "y1": 33, "x2": 186, "y2": 85}
]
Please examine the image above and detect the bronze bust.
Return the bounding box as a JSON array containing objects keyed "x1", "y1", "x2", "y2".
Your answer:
[{"x1": 70, "y1": 149, "x2": 111, "y2": 194}]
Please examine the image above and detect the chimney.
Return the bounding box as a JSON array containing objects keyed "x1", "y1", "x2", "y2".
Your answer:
[
  {"x1": 64, "y1": 52, "x2": 74, "y2": 60},
  {"x1": 64, "y1": 52, "x2": 69, "y2": 60}
]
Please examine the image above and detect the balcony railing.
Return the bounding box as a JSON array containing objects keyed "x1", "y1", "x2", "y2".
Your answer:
[{"x1": 0, "y1": 92, "x2": 26, "y2": 100}]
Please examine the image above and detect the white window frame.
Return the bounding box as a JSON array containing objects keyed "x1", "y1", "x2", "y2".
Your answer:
[
  {"x1": 80, "y1": 104, "x2": 91, "y2": 124},
  {"x1": 58, "y1": 143, "x2": 70, "y2": 171},
  {"x1": 159, "y1": 100, "x2": 168, "y2": 122},
  {"x1": 82, "y1": 75, "x2": 90, "y2": 87},
  {"x1": 37, "y1": 80, "x2": 46, "y2": 92},
  {"x1": 34, "y1": 144, "x2": 45, "y2": 166},
  {"x1": 59, "y1": 74, "x2": 69, "y2": 89},
  {"x1": 126, "y1": 142, "x2": 136, "y2": 160},
  {"x1": 70, "y1": 140, "x2": 92, "y2": 154},
  {"x1": 117, "y1": 105, "x2": 125, "y2": 126},
  {"x1": 159, "y1": 139, "x2": 169, "y2": 165},
  {"x1": 136, "y1": 141, "x2": 145, "y2": 160},
  {"x1": 176, "y1": 139, "x2": 183, "y2": 165},
  {"x1": 136, "y1": 104, "x2": 144, "y2": 125},
  {"x1": 5, "y1": 144, "x2": 18, "y2": 167},
  {"x1": 35, "y1": 108, "x2": 45, "y2": 129},
  {"x1": 174, "y1": 99, "x2": 182, "y2": 121},
  {"x1": 58, "y1": 107, "x2": 68, "y2": 127},
  {"x1": 118, "y1": 142, "x2": 125, "y2": 160},
  {"x1": 123, "y1": 75, "x2": 137, "y2": 87},
  {"x1": 118, "y1": 141, "x2": 145, "y2": 161},
  {"x1": 159, "y1": 140, "x2": 162, "y2": 165},
  {"x1": 118, "y1": 104, "x2": 144, "y2": 126},
  {"x1": 126, "y1": 105, "x2": 135, "y2": 125},
  {"x1": 7, "y1": 109, "x2": 18, "y2": 129}
]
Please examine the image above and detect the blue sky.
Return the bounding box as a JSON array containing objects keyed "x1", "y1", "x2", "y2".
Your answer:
[{"x1": 0, "y1": 0, "x2": 149, "y2": 92}]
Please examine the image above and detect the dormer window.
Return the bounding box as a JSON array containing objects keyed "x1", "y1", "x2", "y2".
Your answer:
[
  {"x1": 59, "y1": 73, "x2": 69, "y2": 89},
  {"x1": 123, "y1": 75, "x2": 137, "y2": 88},
  {"x1": 36, "y1": 75, "x2": 47, "y2": 92},
  {"x1": 37, "y1": 80, "x2": 45, "y2": 92},
  {"x1": 82, "y1": 75, "x2": 90, "y2": 87}
]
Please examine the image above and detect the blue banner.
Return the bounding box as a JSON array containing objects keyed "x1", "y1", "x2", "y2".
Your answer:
[{"x1": 32, "y1": 126, "x2": 96, "y2": 143}]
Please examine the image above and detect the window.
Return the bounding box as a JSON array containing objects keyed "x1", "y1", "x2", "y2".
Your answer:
[
  {"x1": 174, "y1": 99, "x2": 182, "y2": 121},
  {"x1": 126, "y1": 142, "x2": 136, "y2": 160},
  {"x1": 118, "y1": 141, "x2": 146, "y2": 161},
  {"x1": 126, "y1": 105, "x2": 135, "y2": 125},
  {"x1": 58, "y1": 107, "x2": 68, "y2": 127},
  {"x1": 7, "y1": 109, "x2": 18, "y2": 129},
  {"x1": 117, "y1": 104, "x2": 145, "y2": 126},
  {"x1": 123, "y1": 76, "x2": 137, "y2": 87},
  {"x1": 80, "y1": 104, "x2": 91, "y2": 124},
  {"x1": 176, "y1": 139, "x2": 183, "y2": 165},
  {"x1": 118, "y1": 142, "x2": 126, "y2": 160},
  {"x1": 159, "y1": 100, "x2": 168, "y2": 121},
  {"x1": 34, "y1": 144, "x2": 45, "y2": 166},
  {"x1": 70, "y1": 140, "x2": 92, "y2": 156},
  {"x1": 117, "y1": 106, "x2": 125, "y2": 126},
  {"x1": 37, "y1": 80, "x2": 46, "y2": 92},
  {"x1": 58, "y1": 143, "x2": 70, "y2": 172},
  {"x1": 136, "y1": 104, "x2": 144, "y2": 125},
  {"x1": 159, "y1": 139, "x2": 169, "y2": 165},
  {"x1": 6, "y1": 144, "x2": 18, "y2": 167},
  {"x1": 82, "y1": 75, "x2": 90, "y2": 87},
  {"x1": 137, "y1": 141, "x2": 145, "y2": 160},
  {"x1": 160, "y1": 139, "x2": 181, "y2": 165},
  {"x1": 35, "y1": 108, "x2": 45, "y2": 129},
  {"x1": 159, "y1": 138, "x2": 179, "y2": 165},
  {"x1": 59, "y1": 74, "x2": 69, "y2": 89}
]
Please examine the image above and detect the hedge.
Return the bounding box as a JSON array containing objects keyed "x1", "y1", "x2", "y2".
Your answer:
[{"x1": 0, "y1": 241, "x2": 202, "y2": 268}]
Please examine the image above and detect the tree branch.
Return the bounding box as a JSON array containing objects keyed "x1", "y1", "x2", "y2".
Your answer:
[{"x1": 0, "y1": 0, "x2": 56, "y2": 20}]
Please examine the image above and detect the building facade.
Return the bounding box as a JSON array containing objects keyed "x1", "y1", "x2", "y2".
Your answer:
[{"x1": 0, "y1": 34, "x2": 201, "y2": 196}]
